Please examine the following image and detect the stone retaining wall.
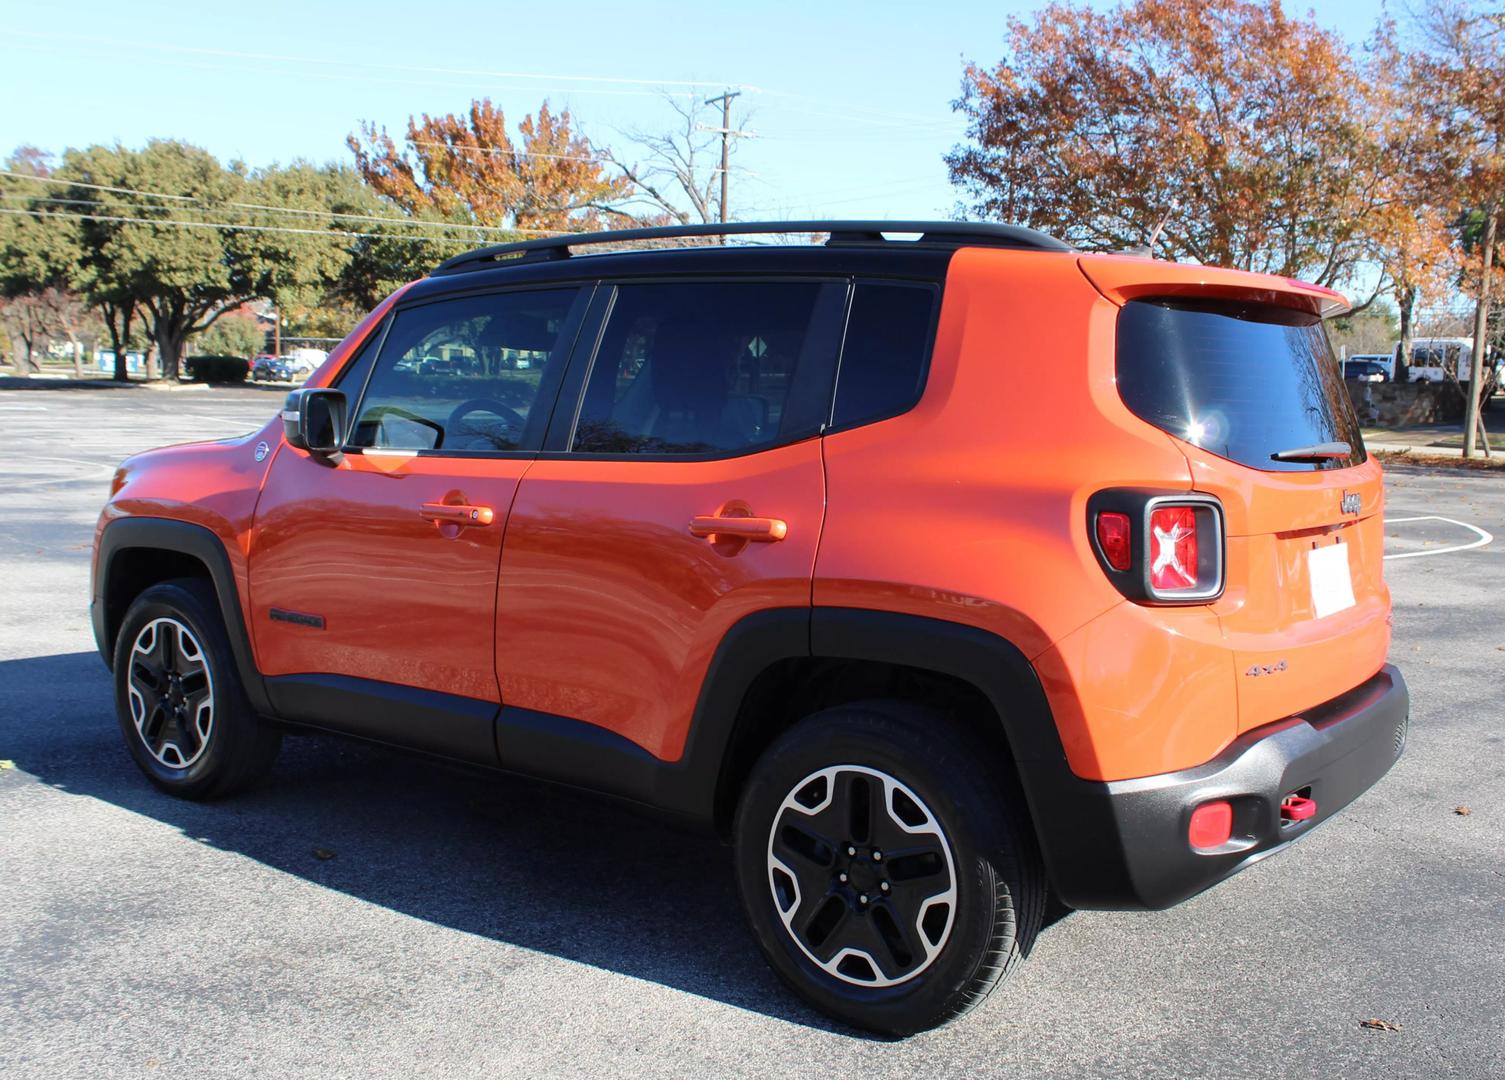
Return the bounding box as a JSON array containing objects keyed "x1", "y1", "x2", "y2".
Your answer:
[{"x1": 1345, "y1": 379, "x2": 1465, "y2": 426}]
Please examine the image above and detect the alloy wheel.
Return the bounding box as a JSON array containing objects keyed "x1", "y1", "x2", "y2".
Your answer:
[
  {"x1": 126, "y1": 617, "x2": 215, "y2": 769},
  {"x1": 766, "y1": 764, "x2": 957, "y2": 988}
]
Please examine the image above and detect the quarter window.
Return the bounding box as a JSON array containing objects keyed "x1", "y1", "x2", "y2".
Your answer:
[
  {"x1": 831, "y1": 282, "x2": 938, "y2": 429},
  {"x1": 572, "y1": 281, "x2": 845, "y2": 456},
  {"x1": 348, "y1": 288, "x2": 581, "y2": 453}
]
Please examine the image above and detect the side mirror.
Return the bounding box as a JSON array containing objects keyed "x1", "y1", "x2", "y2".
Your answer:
[{"x1": 282, "y1": 388, "x2": 348, "y2": 455}]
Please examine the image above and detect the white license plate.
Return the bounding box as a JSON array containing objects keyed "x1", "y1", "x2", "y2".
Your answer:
[{"x1": 1308, "y1": 541, "x2": 1356, "y2": 619}]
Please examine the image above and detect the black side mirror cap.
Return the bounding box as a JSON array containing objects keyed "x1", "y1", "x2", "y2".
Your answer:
[{"x1": 282, "y1": 388, "x2": 348, "y2": 455}]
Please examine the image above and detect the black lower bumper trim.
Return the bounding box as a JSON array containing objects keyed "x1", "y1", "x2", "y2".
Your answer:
[{"x1": 1041, "y1": 664, "x2": 1409, "y2": 910}]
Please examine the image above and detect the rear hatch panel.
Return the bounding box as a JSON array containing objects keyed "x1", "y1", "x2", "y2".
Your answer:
[{"x1": 1085, "y1": 254, "x2": 1392, "y2": 737}]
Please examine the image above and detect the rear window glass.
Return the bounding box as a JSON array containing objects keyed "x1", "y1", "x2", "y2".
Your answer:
[{"x1": 1116, "y1": 299, "x2": 1366, "y2": 472}]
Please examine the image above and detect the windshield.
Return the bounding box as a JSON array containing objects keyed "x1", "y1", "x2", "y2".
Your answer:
[{"x1": 1116, "y1": 299, "x2": 1366, "y2": 472}]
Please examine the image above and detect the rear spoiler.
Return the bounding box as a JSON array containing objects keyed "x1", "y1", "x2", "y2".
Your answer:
[{"x1": 1076, "y1": 253, "x2": 1351, "y2": 319}]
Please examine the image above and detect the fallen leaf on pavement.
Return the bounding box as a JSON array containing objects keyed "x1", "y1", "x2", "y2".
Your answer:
[
  {"x1": 313, "y1": 848, "x2": 336, "y2": 860},
  {"x1": 1360, "y1": 1018, "x2": 1402, "y2": 1032},
  {"x1": 1453, "y1": 806, "x2": 1472, "y2": 816}
]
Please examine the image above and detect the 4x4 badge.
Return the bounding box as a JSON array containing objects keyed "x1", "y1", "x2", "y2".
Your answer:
[{"x1": 1340, "y1": 490, "x2": 1360, "y2": 515}]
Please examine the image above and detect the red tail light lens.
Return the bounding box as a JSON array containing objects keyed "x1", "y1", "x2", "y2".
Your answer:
[
  {"x1": 1095, "y1": 511, "x2": 1132, "y2": 571},
  {"x1": 1149, "y1": 506, "x2": 1199, "y2": 592},
  {"x1": 1088, "y1": 491, "x2": 1224, "y2": 604}
]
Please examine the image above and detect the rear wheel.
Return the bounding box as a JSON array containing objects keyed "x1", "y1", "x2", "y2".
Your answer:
[
  {"x1": 113, "y1": 578, "x2": 280, "y2": 799},
  {"x1": 733, "y1": 701, "x2": 1044, "y2": 1035}
]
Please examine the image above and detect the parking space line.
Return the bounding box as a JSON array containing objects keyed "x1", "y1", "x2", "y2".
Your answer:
[{"x1": 1383, "y1": 514, "x2": 1494, "y2": 560}]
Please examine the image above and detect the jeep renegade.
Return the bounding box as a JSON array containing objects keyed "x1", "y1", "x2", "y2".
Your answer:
[{"x1": 91, "y1": 221, "x2": 1409, "y2": 1035}]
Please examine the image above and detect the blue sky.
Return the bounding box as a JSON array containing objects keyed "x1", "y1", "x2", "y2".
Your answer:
[{"x1": 3, "y1": 0, "x2": 1388, "y2": 222}]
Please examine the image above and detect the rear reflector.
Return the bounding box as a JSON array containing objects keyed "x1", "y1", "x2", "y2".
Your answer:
[
  {"x1": 1149, "y1": 506, "x2": 1199, "y2": 591},
  {"x1": 1188, "y1": 800, "x2": 1233, "y2": 850},
  {"x1": 1281, "y1": 795, "x2": 1317, "y2": 822},
  {"x1": 1095, "y1": 512, "x2": 1132, "y2": 571}
]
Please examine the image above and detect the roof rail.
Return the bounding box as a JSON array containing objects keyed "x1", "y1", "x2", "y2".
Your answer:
[{"x1": 431, "y1": 219, "x2": 1070, "y2": 275}]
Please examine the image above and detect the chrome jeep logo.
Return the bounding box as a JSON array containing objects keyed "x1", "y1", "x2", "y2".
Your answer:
[{"x1": 1340, "y1": 490, "x2": 1361, "y2": 515}]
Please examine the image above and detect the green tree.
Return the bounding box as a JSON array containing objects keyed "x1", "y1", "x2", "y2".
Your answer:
[
  {"x1": 44, "y1": 141, "x2": 254, "y2": 380},
  {"x1": 192, "y1": 312, "x2": 265, "y2": 358},
  {"x1": 0, "y1": 146, "x2": 77, "y2": 374}
]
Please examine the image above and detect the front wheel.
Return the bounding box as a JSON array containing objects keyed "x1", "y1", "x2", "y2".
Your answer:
[
  {"x1": 733, "y1": 702, "x2": 1044, "y2": 1035},
  {"x1": 113, "y1": 578, "x2": 281, "y2": 799}
]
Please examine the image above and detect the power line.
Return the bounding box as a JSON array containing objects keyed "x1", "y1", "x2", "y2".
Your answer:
[
  {"x1": 9, "y1": 30, "x2": 761, "y2": 93},
  {"x1": 0, "y1": 206, "x2": 568, "y2": 243},
  {"x1": 0, "y1": 170, "x2": 562, "y2": 236},
  {"x1": 0, "y1": 193, "x2": 508, "y2": 238},
  {"x1": 407, "y1": 141, "x2": 612, "y2": 166}
]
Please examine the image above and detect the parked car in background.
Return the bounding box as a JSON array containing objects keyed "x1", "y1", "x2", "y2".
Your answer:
[
  {"x1": 250, "y1": 356, "x2": 311, "y2": 383},
  {"x1": 1342, "y1": 358, "x2": 1388, "y2": 382},
  {"x1": 1343, "y1": 353, "x2": 1392, "y2": 380}
]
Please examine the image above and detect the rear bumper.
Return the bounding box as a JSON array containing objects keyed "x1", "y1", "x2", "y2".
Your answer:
[{"x1": 1037, "y1": 664, "x2": 1408, "y2": 910}]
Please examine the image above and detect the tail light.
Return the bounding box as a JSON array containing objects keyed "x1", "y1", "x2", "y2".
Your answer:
[
  {"x1": 1095, "y1": 512, "x2": 1132, "y2": 571},
  {"x1": 1088, "y1": 491, "x2": 1225, "y2": 604}
]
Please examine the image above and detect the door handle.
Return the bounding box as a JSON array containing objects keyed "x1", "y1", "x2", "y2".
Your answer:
[
  {"x1": 420, "y1": 502, "x2": 495, "y2": 526},
  {"x1": 688, "y1": 514, "x2": 787, "y2": 542}
]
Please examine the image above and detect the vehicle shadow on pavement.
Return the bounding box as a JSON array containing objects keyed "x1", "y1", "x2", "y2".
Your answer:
[{"x1": 1, "y1": 651, "x2": 914, "y2": 1036}]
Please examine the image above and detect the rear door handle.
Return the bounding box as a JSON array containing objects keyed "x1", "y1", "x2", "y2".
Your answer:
[
  {"x1": 420, "y1": 502, "x2": 495, "y2": 526},
  {"x1": 688, "y1": 515, "x2": 787, "y2": 542}
]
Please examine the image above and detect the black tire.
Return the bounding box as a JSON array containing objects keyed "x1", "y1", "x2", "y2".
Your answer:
[
  {"x1": 733, "y1": 701, "x2": 1045, "y2": 1036},
  {"x1": 112, "y1": 578, "x2": 281, "y2": 799}
]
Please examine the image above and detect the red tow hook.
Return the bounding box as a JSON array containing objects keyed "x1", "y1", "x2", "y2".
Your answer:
[{"x1": 1281, "y1": 794, "x2": 1317, "y2": 822}]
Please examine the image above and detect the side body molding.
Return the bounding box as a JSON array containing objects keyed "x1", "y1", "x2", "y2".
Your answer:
[{"x1": 92, "y1": 517, "x2": 273, "y2": 716}]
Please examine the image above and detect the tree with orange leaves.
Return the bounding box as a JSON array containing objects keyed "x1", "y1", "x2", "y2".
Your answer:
[
  {"x1": 947, "y1": 0, "x2": 1390, "y2": 294},
  {"x1": 349, "y1": 99, "x2": 633, "y2": 234},
  {"x1": 1402, "y1": 1, "x2": 1504, "y2": 455}
]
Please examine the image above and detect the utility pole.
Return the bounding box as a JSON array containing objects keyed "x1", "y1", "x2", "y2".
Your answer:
[{"x1": 703, "y1": 90, "x2": 744, "y2": 239}]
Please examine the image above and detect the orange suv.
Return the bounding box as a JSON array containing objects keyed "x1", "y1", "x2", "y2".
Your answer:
[{"x1": 90, "y1": 221, "x2": 1408, "y2": 1034}]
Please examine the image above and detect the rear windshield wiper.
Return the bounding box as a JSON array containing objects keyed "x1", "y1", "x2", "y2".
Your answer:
[{"x1": 1270, "y1": 441, "x2": 1351, "y2": 462}]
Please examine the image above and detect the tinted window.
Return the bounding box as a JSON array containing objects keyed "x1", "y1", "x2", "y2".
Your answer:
[
  {"x1": 1117, "y1": 300, "x2": 1366, "y2": 472},
  {"x1": 349, "y1": 289, "x2": 580, "y2": 452},
  {"x1": 832, "y1": 282, "x2": 937, "y2": 428},
  {"x1": 573, "y1": 281, "x2": 843, "y2": 456},
  {"x1": 332, "y1": 323, "x2": 383, "y2": 393}
]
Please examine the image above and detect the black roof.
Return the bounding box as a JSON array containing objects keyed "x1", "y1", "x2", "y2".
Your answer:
[{"x1": 432, "y1": 219, "x2": 1069, "y2": 276}]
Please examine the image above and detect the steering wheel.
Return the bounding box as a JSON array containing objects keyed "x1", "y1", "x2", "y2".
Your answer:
[{"x1": 446, "y1": 398, "x2": 529, "y2": 450}]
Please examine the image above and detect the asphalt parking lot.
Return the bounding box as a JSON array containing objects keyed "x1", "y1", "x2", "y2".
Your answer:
[{"x1": 1, "y1": 383, "x2": 1502, "y2": 1079}]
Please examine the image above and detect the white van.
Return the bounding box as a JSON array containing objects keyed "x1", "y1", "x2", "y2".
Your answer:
[{"x1": 1401, "y1": 338, "x2": 1474, "y2": 383}]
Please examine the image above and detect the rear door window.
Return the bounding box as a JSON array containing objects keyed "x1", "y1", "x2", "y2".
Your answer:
[
  {"x1": 571, "y1": 281, "x2": 846, "y2": 456},
  {"x1": 831, "y1": 281, "x2": 938, "y2": 429},
  {"x1": 1116, "y1": 299, "x2": 1366, "y2": 472}
]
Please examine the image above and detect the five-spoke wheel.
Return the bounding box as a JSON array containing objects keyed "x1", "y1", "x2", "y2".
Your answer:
[
  {"x1": 113, "y1": 578, "x2": 281, "y2": 799},
  {"x1": 767, "y1": 765, "x2": 956, "y2": 987},
  {"x1": 735, "y1": 701, "x2": 1044, "y2": 1035},
  {"x1": 126, "y1": 617, "x2": 215, "y2": 769}
]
